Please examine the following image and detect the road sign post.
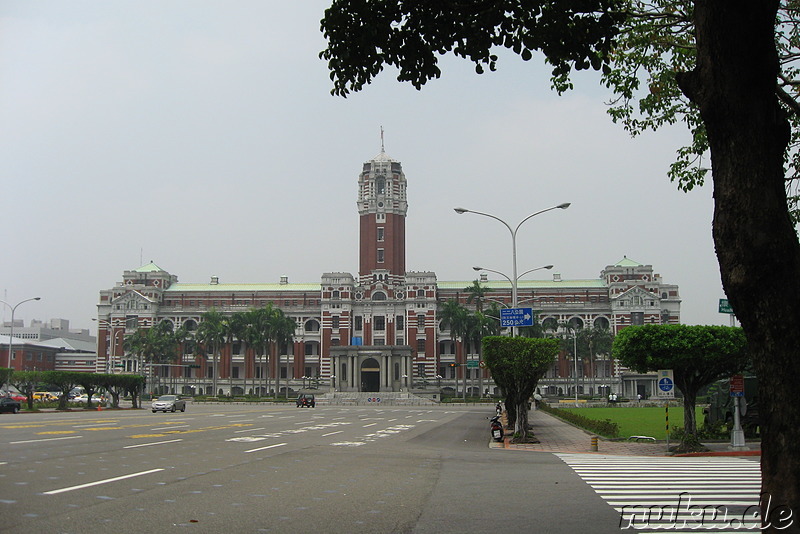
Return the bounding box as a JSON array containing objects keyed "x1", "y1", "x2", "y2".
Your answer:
[
  {"x1": 730, "y1": 374, "x2": 747, "y2": 448},
  {"x1": 656, "y1": 369, "x2": 675, "y2": 399},
  {"x1": 500, "y1": 307, "x2": 534, "y2": 328}
]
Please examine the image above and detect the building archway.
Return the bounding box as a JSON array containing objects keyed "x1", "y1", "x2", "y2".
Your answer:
[{"x1": 360, "y1": 358, "x2": 380, "y2": 392}]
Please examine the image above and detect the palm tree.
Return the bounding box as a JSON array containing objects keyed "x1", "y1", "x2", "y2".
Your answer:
[
  {"x1": 224, "y1": 312, "x2": 248, "y2": 393},
  {"x1": 244, "y1": 306, "x2": 274, "y2": 396},
  {"x1": 196, "y1": 309, "x2": 227, "y2": 396},
  {"x1": 464, "y1": 279, "x2": 491, "y2": 313},
  {"x1": 272, "y1": 310, "x2": 298, "y2": 399},
  {"x1": 438, "y1": 299, "x2": 469, "y2": 399}
]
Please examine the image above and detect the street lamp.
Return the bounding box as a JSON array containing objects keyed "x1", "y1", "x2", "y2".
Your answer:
[
  {"x1": 455, "y1": 204, "x2": 569, "y2": 311},
  {"x1": 1, "y1": 297, "x2": 42, "y2": 383}
]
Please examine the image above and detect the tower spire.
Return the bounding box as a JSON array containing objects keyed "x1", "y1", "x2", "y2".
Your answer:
[{"x1": 380, "y1": 126, "x2": 385, "y2": 153}]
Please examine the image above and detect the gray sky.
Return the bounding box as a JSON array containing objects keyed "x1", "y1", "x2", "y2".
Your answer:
[{"x1": 0, "y1": 1, "x2": 730, "y2": 333}]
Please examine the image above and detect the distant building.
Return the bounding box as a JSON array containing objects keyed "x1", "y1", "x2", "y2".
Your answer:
[
  {"x1": 0, "y1": 318, "x2": 93, "y2": 343},
  {"x1": 97, "y1": 146, "x2": 680, "y2": 398}
]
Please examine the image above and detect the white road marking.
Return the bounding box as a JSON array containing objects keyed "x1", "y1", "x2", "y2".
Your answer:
[
  {"x1": 42, "y1": 468, "x2": 164, "y2": 495},
  {"x1": 244, "y1": 442, "x2": 287, "y2": 453},
  {"x1": 123, "y1": 439, "x2": 183, "y2": 449},
  {"x1": 10, "y1": 435, "x2": 83, "y2": 445},
  {"x1": 322, "y1": 430, "x2": 343, "y2": 437}
]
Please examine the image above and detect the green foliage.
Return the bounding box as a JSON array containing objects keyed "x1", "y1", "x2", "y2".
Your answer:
[
  {"x1": 484, "y1": 336, "x2": 559, "y2": 436},
  {"x1": 613, "y1": 324, "x2": 748, "y2": 444},
  {"x1": 320, "y1": 0, "x2": 624, "y2": 97}
]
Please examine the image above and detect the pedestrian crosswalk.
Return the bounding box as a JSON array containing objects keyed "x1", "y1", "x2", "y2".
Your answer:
[{"x1": 556, "y1": 453, "x2": 763, "y2": 533}]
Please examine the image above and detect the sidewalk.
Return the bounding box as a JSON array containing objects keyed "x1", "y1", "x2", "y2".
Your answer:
[{"x1": 495, "y1": 409, "x2": 760, "y2": 457}]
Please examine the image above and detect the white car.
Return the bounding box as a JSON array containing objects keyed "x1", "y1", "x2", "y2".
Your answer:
[
  {"x1": 69, "y1": 394, "x2": 106, "y2": 404},
  {"x1": 151, "y1": 395, "x2": 186, "y2": 413}
]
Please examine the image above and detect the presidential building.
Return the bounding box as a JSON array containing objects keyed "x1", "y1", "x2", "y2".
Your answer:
[{"x1": 96, "y1": 147, "x2": 680, "y2": 400}]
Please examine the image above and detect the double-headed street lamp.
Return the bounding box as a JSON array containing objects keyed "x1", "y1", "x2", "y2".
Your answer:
[
  {"x1": 455, "y1": 203, "x2": 570, "y2": 310},
  {"x1": 1, "y1": 297, "x2": 42, "y2": 388}
]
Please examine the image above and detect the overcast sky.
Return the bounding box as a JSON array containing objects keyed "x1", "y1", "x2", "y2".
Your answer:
[{"x1": 1, "y1": 1, "x2": 732, "y2": 333}]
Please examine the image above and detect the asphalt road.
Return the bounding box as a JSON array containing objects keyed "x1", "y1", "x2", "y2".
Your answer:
[{"x1": 0, "y1": 403, "x2": 621, "y2": 534}]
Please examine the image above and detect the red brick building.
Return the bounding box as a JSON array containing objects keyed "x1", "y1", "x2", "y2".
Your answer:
[{"x1": 96, "y1": 147, "x2": 680, "y2": 398}]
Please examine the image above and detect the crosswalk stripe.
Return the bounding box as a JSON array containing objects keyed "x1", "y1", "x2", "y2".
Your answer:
[{"x1": 556, "y1": 453, "x2": 763, "y2": 533}]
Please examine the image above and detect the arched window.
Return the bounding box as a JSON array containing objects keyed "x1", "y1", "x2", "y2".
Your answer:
[
  {"x1": 305, "y1": 319, "x2": 320, "y2": 332},
  {"x1": 372, "y1": 291, "x2": 387, "y2": 301}
]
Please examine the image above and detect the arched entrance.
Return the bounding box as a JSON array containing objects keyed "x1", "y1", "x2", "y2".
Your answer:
[{"x1": 360, "y1": 358, "x2": 381, "y2": 392}]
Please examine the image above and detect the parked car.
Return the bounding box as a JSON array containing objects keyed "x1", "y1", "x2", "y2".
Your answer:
[
  {"x1": 33, "y1": 392, "x2": 59, "y2": 402},
  {"x1": 296, "y1": 393, "x2": 315, "y2": 408},
  {"x1": 152, "y1": 395, "x2": 186, "y2": 413},
  {"x1": 69, "y1": 394, "x2": 106, "y2": 404},
  {"x1": 0, "y1": 396, "x2": 21, "y2": 414},
  {"x1": 1, "y1": 391, "x2": 26, "y2": 402}
]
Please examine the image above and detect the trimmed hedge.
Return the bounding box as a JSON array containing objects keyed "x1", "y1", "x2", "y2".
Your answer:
[{"x1": 539, "y1": 402, "x2": 620, "y2": 438}]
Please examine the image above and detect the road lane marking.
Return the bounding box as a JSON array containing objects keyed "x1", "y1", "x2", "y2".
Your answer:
[
  {"x1": 322, "y1": 430, "x2": 343, "y2": 437},
  {"x1": 10, "y1": 435, "x2": 83, "y2": 445},
  {"x1": 123, "y1": 439, "x2": 183, "y2": 449},
  {"x1": 150, "y1": 425, "x2": 190, "y2": 431},
  {"x1": 244, "y1": 443, "x2": 287, "y2": 453},
  {"x1": 42, "y1": 468, "x2": 165, "y2": 495}
]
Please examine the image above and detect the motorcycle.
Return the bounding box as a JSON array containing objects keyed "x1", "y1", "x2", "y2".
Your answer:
[{"x1": 489, "y1": 414, "x2": 504, "y2": 442}]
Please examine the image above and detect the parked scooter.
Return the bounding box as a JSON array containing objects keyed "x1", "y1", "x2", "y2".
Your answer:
[{"x1": 489, "y1": 414, "x2": 504, "y2": 442}]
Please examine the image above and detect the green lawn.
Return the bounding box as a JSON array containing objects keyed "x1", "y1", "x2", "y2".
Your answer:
[{"x1": 558, "y1": 406, "x2": 705, "y2": 440}]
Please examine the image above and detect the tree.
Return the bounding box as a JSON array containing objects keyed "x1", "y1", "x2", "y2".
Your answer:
[
  {"x1": 483, "y1": 336, "x2": 559, "y2": 441},
  {"x1": 272, "y1": 310, "x2": 298, "y2": 399},
  {"x1": 321, "y1": 2, "x2": 800, "y2": 520},
  {"x1": 244, "y1": 306, "x2": 276, "y2": 396},
  {"x1": 196, "y1": 310, "x2": 227, "y2": 397},
  {"x1": 464, "y1": 280, "x2": 490, "y2": 313},
  {"x1": 437, "y1": 299, "x2": 469, "y2": 398},
  {"x1": 613, "y1": 325, "x2": 748, "y2": 451},
  {"x1": 9, "y1": 370, "x2": 42, "y2": 410}
]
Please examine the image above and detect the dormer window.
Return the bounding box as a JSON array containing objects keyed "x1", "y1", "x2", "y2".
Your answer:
[{"x1": 376, "y1": 176, "x2": 386, "y2": 194}]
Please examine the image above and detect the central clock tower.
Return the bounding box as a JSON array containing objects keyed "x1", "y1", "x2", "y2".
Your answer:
[{"x1": 357, "y1": 146, "x2": 407, "y2": 282}]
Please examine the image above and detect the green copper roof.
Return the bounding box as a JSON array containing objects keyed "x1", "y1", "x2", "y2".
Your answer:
[
  {"x1": 165, "y1": 283, "x2": 321, "y2": 292},
  {"x1": 614, "y1": 256, "x2": 643, "y2": 267},
  {"x1": 135, "y1": 261, "x2": 166, "y2": 273},
  {"x1": 437, "y1": 279, "x2": 606, "y2": 290}
]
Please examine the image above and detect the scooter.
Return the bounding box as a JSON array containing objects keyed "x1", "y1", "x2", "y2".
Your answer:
[{"x1": 489, "y1": 414, "x2": 504, "y2": 442}]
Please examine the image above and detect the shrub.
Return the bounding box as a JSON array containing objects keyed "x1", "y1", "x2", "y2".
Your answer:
[{"x1": 539, "y1": 402, "x2": 620, "y2": 438}]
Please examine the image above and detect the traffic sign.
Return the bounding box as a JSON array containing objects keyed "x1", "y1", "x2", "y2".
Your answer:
[
  {"x1": 730, "y1": 374, "x2": 745, "y2": 397},
  {"x1": 500, "y1": 307, "x2": 534, "y2": 327},
  {"x1": 656, "y1": 369, "x2": 675, "y2": 398},
  {"x1": 719, "y1": 299, "x2": 734, "y2": 314},
  {"x1": 466, "y1": 360, "x2": 479, "y2": 368}
]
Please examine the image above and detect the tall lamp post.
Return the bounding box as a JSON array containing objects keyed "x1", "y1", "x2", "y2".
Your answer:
[
  {"x1": 1, "y1": 297, "x2": 42, "y2": 390},
  {"x1": 455, "y1": 203, "x2": 570, "y2": 312}
]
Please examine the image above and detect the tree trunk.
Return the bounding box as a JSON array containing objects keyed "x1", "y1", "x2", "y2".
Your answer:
[{"x1": 677, "y1": 2, "x2": 799, "y2": 530}]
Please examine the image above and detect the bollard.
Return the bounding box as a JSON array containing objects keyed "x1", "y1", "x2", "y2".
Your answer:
[{"x1": 590, "y1": 435, "x2": 598, "y2": 452}]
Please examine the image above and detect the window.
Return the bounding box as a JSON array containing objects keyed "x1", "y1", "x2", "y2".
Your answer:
[
  {"x1": 232, "y1": 366, "x2": 239, "y2": 379},
  {"x1": 374, "y1": 316, "x2": 385, "y2": 331},
  {"x1": 417, "y1": 314, "x2": 426, "y2": 328},
  {"x1": 631, "y1": 312, "x2": 644, "y2": 325},
  {"x1": 374, "y1": 338, "x2": 385, "y2": 345},
  {"x1": 377, "y1": 248, "x2": 385, "y2": 263},
  {"x1": 332, "y1": 316, "x2": 340, "y2": 329},
  {"x1": 417, "y1": 289, "x2": 425, "y2": 297},
  {"x1": 377, "y1": 227, "x2": 384, "y2": 241},
  {"x1": 417, "y1": 339, "x2": 426, "y2": 352},
  {"x1": 331, "y1": 338, "x2": 340, "y2": 346},
  {"x1": 394, "y1": 363, "x2": 400, "y2": 380},
  {"x1": 396, "y1": 315, "x2": 404, "y2": 330},
  {"x1": 355, "y1": 316, "x2": 363, "y2": 330}
]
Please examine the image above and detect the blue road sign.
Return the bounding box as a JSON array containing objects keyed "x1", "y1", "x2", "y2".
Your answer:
[
  {"x1": 500, "y1": 307, "x2": 534, "y2": 327},
  {"x1": 658, "y1": 377, "x2": 674, "y2": 392}
]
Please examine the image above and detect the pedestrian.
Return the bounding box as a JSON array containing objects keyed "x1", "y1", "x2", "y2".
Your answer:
[{"x1": 637, "y1": 393, "x2": 642, "y2": 403}]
